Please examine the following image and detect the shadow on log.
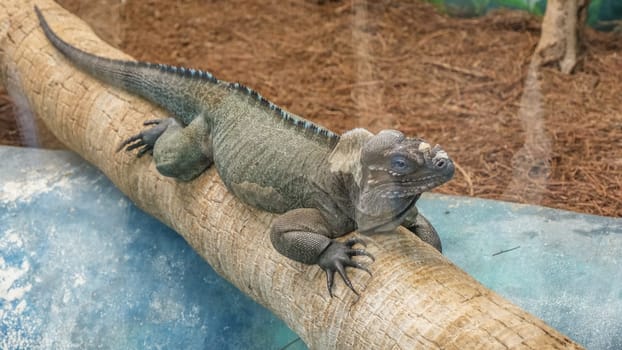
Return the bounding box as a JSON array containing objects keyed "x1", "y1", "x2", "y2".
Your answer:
[{"x1": 0, "y1": 0, "x2": 583, "y2": 348}]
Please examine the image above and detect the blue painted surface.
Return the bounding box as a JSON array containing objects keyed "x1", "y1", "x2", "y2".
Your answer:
[
  {"x1": 1, "y1": 146, "x2": 620, "y2": 349},
  {"x1": 418, "y1": 195, "x2": 622, "y2": 350},
  {"x1": 0, "y1": 147, "x2": 304, "y2": 350}
]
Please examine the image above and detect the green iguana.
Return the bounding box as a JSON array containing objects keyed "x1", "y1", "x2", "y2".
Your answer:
[{"x1": 35, "y1": 7, "x2": 454, "y2": 296}]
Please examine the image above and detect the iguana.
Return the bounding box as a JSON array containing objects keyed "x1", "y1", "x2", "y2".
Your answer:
[{"x1": 35, "y1": 7, "x2": 454, "y2": 296}]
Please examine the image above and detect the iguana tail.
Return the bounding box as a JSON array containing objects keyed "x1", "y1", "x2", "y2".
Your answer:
[
  {"x1": 35, "y1": 6, "x2": 220, "y2": 126},
  {"x1": 34, "y1": 6, "x2": 340, "y2": 144}
]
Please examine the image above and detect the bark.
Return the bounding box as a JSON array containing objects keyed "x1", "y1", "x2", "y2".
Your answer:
[
  {"x1": 534, "y1": 0, "x2": 590, "y2": 73},
  {"x1": 0, "y1": 1, "x2": 583, "y2": 348}
]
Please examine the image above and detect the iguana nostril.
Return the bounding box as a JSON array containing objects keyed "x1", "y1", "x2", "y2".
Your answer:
[{"x1": 435, "y1": 159, "x2": 446, "y2": 168}]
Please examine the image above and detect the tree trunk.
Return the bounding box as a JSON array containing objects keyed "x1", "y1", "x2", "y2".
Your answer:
[
  {"x1": 534, "y1": 0, "x2": 590, "y2": 73},
  {"x1": 0, "y1": 1, "x2": 583, "y2": 348}
]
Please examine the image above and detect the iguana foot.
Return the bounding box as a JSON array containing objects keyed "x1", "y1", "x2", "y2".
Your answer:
[
  {"x1": 116, "y1": 118, "x2": 174, "y2": 157},
  {"x1": 270, "y1": 209, "x2": 375, "y2": 297},
  {"x1": 318, "y1": 238, "x2": 374, "y2": 297}
]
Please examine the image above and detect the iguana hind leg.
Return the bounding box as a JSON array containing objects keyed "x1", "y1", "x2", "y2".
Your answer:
[
  {"x1": 118, "y1": 117, "x2": 213, "y2": 181},
  {"x1": 270, "y1": 208, "x2": 374, "y2": 297}
]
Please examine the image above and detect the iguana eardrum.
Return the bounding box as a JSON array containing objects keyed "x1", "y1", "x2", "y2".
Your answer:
[{"x1": 35, "y1": 7, "x2": 454, "y2": 296}]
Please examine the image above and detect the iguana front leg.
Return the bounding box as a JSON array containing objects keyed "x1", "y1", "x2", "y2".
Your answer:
[
  {"x1": 118, "y1": 117, "x2": 213, "y2": 181},
  {"x1": 403, "y1": 206, "x2": 443, "y2": 253},
  {"x1": 270, "y1": 208, "x2": 374, "y2": 296}
]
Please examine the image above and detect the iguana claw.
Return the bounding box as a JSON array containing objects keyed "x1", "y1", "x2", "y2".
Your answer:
[
  {"x1": 319, "y1": 238, "x2": 374, "y2": 297},
  {"x1": 116, "y1": 118, "x2": 172, "y2": 157}
]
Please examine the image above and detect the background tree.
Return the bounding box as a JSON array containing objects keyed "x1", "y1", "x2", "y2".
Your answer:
[{"x1": 534, "y1": 0, "x2": 590, "y2": 73}]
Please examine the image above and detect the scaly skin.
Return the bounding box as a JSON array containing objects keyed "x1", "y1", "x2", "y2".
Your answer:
[{"x1": 36, "y1": 7, "x2": 454, "y2": 296}]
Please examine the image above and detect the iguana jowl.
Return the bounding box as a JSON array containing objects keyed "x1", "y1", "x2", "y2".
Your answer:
[{"x1": 35, "y1": 7, "x2": 454, "y2": 296}]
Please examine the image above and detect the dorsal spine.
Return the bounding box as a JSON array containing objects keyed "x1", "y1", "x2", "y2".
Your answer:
[{"x1": 135, "y1": 61, "x2": 340, "y2": 145}]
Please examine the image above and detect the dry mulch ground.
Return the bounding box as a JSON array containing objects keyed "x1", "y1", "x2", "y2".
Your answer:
[{"x1": 1, "y1": 0, "x2": 620, "y2": 217}]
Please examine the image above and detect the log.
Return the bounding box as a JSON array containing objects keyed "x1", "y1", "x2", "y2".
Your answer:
[{"x1": 0, "y1": 1, "x2": 583, "y2": 348}]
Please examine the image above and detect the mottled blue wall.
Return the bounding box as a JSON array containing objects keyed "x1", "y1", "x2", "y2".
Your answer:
[{"x1": 427, "y1": 0, "x2": 622, "y2": 30}]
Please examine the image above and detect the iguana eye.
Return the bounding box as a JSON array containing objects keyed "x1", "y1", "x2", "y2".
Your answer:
[{"x1": 390, "y1": 155, "x2": 409, "y2": 171}]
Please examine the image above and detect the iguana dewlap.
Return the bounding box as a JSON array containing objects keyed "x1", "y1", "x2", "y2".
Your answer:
[{"x1": 36, "y1": 7, "x2": 454, "y2": 296}]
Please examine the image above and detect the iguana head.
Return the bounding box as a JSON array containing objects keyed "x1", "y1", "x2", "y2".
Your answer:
[{"x1": 331, "y1": 129, "x2": 454, "y2": 234}]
